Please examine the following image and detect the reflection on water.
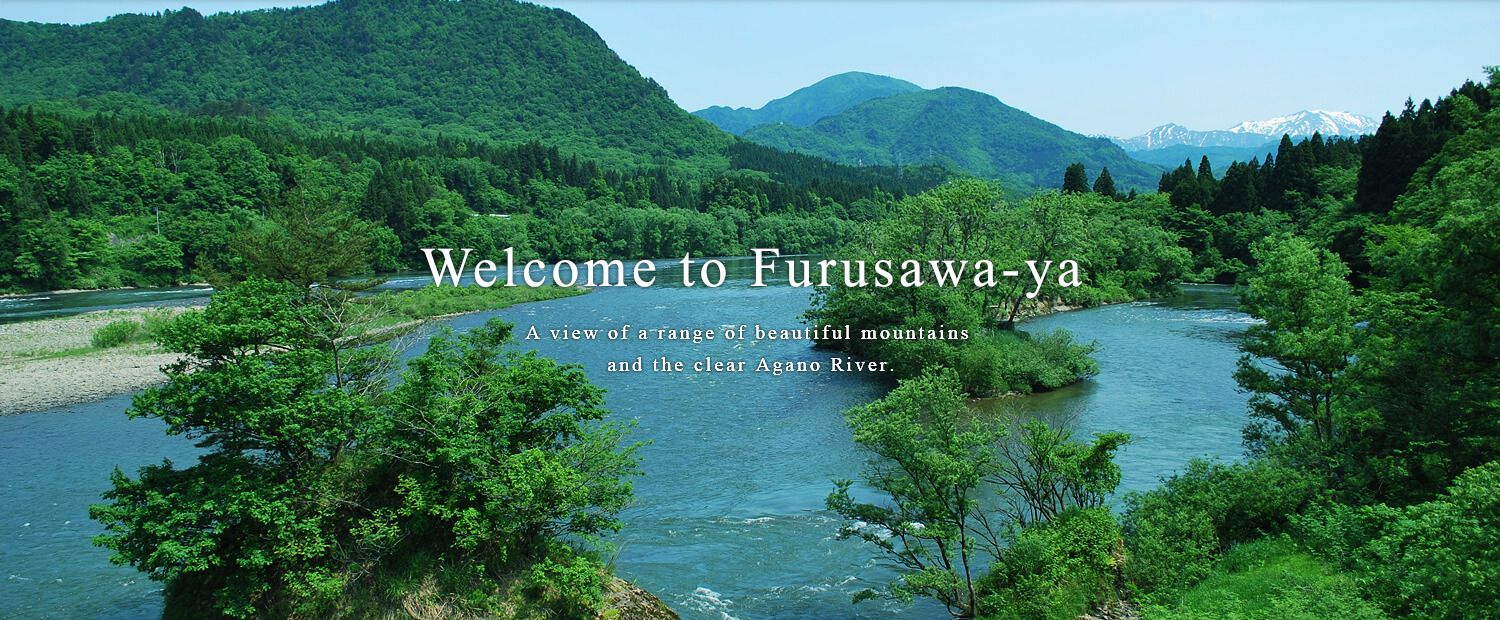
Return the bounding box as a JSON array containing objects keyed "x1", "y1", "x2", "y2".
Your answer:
[{"x1": 0, "y1": 276, "x2": 1251, "y2": 619}]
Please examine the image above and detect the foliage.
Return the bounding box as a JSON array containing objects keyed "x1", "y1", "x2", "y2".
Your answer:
[
  {"x1": 1121, "y1": 459, "x2": 1322, "y2": 599},
  {"x1": 808, "y1": 179, "x2": 1185, "y2": 394},
  {"x1": 827, "y1": 369, "x2": 1003, "y2": 617},
  {"x1": 91, "y1": 318, "x2": 143, "y2": 348},
  {"x1": 1138, "y1": 537, "x2": 1387, "y2": 620},
  {"x1": 0, "y1": 0, "x2": 732, "y2": 171},
  {"x1": 977, "y1": 507, "x2": 1123, "y2": 620},
  {"x1": 90, "y1": 273, "x2": 639, "y2": 618},
  {"x1": 829, "y1": 369, "x2": 1129, "y2": 618},
  {"x1": 0, "y1": 103, "x2": 921, "y2": 292},
  {"x1": 988, "y1": 422, "x2": 1129, "y2": 527},
  {"x1": 1293, "y1": 461, "x2": 1500, "y2": 619},
  {"x1": 371, "y1": 283, "x2": 587, "y2": 323},
  {"x1": 1233, "y1": 234, "x2": 1357, "y2": 451}
]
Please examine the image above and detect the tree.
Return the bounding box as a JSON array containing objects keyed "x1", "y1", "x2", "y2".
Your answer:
[
  {"x1": 1091, "y1": 167, "x2": 1116, "y2": 198},
  {"x1": 988, "y1": 421, "x2": 1130, "y2": 527},
  {"x1": 827, "y1": 369, "x2": 1003, "y2": 618},
  {"x1": 1234, "y1": 235, "x2": 1357, "y2": 450},
  {"x1": 90, "y1": 277, "x2": 391, "y2": 618},
  {"x1": 827, "y1": 369, "x2": 1131, "y2": 618},
  {"x1": 1062, "y1": 162, "x2": 1089, "y2": 194}
]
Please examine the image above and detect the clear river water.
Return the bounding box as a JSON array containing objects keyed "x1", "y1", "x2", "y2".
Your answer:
[{"x1": 0, "y1": 263, "x2": 1252, "y2": 620}]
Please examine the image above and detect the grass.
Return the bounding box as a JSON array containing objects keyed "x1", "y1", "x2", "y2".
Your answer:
[
  {"x1": 1141, "y1": 536, "x2": 1388, "y2": 620},
  {"x1": 374, "y1": 284, "x2": 587, "y2": 321}
]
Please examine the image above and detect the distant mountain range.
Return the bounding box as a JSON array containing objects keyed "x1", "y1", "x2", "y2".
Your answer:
[
  {"x1": 1114, "y1": 110, "x2": 1378, "y2": 151},
  {"x1": 696, "y1": 74, "x2": 1161, "y2": 191},
  {"x1": 693, "y1": 72, "x2": 922, "y2": 135}
]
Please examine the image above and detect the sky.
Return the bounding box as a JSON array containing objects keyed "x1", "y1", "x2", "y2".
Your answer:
[{"x1": 2, "y1": 1, "x2": 1496, "y2": 137}]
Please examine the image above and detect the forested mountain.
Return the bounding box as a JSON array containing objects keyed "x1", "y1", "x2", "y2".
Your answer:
[
  {"x1": 0, "y1": 0, "x2": 732, "y2": 170},
  {"x1": 692, "y1": 71, "x2": 922, "y2": 135},
  {"x1": 1126, "y1": 142, "x2": 1280, "y2": 168},
  {"x1": 742, "y1": 87, "x2": 1163, "y2": 191}
]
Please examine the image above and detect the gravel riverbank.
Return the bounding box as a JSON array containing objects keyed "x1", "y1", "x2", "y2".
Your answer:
[{"x1": 0, "y1": 307, "x2": 195, "y2": 415}]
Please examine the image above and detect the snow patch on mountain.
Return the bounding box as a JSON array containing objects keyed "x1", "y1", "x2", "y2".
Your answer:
[{"x1": 1115, "y1": 110, "x2": 1377, "y2": 152}]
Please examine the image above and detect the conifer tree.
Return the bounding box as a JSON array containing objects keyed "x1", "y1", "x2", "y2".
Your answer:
[
  {"x1": 1062, "y1": 162, "x2": 1089, "y2": 193},
  {"x1": 1092, "y1": 166, "x2": 1116, "y2": 198}
]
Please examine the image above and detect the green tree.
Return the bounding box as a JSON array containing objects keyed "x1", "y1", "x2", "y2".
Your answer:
[
  {"x1": 1234, "y1": 235, "x2": 1357, "y2": 450},
  {"x1": 1062, "y1": 162, "x2": 1089, "y2": 194},
  {"x1": 90, "y1": 277, "x2": 390, "y2": 618},
  {"x1": 827, "y1": 369, "x2": 1004, "y2": 618},
  {"x1": 1091, "y1": 167, "x2": 1116, "y2": 198}
]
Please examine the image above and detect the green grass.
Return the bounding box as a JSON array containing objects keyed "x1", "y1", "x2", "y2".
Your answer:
[
  {"x1": 1141, "y1": 536, "x2": 1387, "y2": 620},
  {"x1": 378, "y1": 284, "x2": 587, "y2": 320}
]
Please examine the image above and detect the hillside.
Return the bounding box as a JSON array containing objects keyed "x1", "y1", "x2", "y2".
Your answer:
[
  {"x1": 693, "y1": 71, "x2": 922, "y2": 135},
  {"x1": 0, "y1": 0, "x2": 732, "y2": 169},
  {"x1": 743, "y1": 87, "x2": 1162, "y2": 191},
  {"x1": 1127, "y1": 142, "x2": 1280, "y2": 169}
]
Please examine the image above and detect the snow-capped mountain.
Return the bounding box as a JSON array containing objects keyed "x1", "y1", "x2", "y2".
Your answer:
[
  {"x1": 1116, "y1": 123, "x2": 1269, "y2": 151},
  {"x1": 1227, "y1": 110, "x2": 1377, "y2": 137},
  {"x1": 1114, "y1": 110, "x2": 1378, "y2": 152}
]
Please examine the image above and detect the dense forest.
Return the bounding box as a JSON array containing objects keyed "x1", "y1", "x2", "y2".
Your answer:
[
  {"x1": 0, "y1": 0, "x2": 731, "y2": 170},
  {"x1": 0, "y1": 103, "x2": 944, "y2": 292},
  {"x1": 817, "y1": 69, "x2": 1500, "y2": 620}
]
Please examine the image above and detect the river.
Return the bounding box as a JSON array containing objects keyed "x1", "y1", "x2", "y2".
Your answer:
[{"x1": 0, "y1": 265, "x2": 1251, "y2": 620}]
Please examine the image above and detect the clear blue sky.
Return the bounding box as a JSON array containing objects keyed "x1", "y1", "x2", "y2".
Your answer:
[{"x1": 3, "y1": 1, "x2": 1496, "y2": 136}]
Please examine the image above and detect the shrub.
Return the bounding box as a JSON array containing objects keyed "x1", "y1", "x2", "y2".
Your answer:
[
  {"x1": 979, "y1": 507, "x2": 1124, "y2": 620},
  {"x1": 91, "y1": 319, "x2": 142, "y2": 348},
  {"x1": 1139, "y1": 536, "x2": 1387, "y2": 620},
  {"x1": 1295, "y1": 460, "x2": 1500, "y2": 618},
  {"x1": 1122, "y1": 459, "x2": 1322, "y2": 598}
]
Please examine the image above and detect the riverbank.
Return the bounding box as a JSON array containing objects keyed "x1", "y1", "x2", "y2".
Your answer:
[
  {"x1": 0, "y1": 307, "x2": 197, "y2": 414},
  {"x1": 0, "y1": 285, "x2": 588, "y2": 415}
]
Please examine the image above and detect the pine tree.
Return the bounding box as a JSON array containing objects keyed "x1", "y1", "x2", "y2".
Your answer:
[
  {"x1": 1092, "y1": 167, "x2": 1116, "y2": 198},
  {"x1": 1062, "y1": 162, "x2": 1089, "y2": 193}
]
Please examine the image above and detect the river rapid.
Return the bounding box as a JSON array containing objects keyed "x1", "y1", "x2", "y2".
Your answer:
[{"x1": 0, "y1": 263, "x2": 1251, "y2": 620}]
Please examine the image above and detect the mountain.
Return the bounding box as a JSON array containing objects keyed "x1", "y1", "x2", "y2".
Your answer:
[
  {"x1": 1125, "y1": 143, "x2": 1280, "y2": 169},
  {"x1": 1115, "y1": 123, "x2": 1271, "y2": 151},
  {"x1": 1115, "y1": 110, "x2": 1378, "y2": 151},
  {"x1": 1227, "y1": 110, "x2": 1378, "y2": 137},
  {"x1": 742, "y1": 87, "x2": 1162, "y2": 191},
  {"x1": 0, "y1": 0, "x2": 732, "y2": 169},
  {"x1": 693, "y1": 71, "x2": 922, "y2": 135}
]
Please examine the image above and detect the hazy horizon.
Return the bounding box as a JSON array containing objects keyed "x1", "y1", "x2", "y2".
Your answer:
[{"x1": 2, "y1": 0, "x2": 1495, "y2": 136}]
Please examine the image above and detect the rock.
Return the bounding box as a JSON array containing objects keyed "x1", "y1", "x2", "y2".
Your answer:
[{"x1": 601, "y1": 577, "x2": 679, "y2": 620}]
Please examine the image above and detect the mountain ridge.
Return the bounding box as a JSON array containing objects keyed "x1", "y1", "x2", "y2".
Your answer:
[
  {"x1": 742, "y1": 86, "x2": 1162, "y2": 191},
  {"x1": 1115, "y1": 110, "x2": 1377, "y2": 151},
  {"x1": 692, "y1": 71, "x2": 922, "y2": 135}
]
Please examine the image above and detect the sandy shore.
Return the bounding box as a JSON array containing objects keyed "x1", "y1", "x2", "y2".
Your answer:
[{"x1": 0, "y1": 307, "x2": 196, "y2": 415}]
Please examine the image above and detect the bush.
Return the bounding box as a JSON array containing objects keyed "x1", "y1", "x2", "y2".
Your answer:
[
  {"x1": 1122, "y1": 459, "x2": 1322, "y2": 598},
  {"x1": 949, "y1": 329, "x2": 1097, "y2": 396},
  {"x1": 1139, "y1": 536, "x2": 1387, "y2": 620},
  {"x1": 979, "y1": 507, "x2": 1123, "y2": 620},
  {"x1": 1294, "y1": 460, "x2": 1500, "y2": 618},
  {"x1": 91, "y1": 319, "x2": 142, "y2": 348}
]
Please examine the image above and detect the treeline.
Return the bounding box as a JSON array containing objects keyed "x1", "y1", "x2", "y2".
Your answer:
[
  {"x1": 0, "y1": 104, "x2": 940, "y2": 292},
  {"x1": 1145, "y1": 75, "x2": 1494, "y2": 284}
]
